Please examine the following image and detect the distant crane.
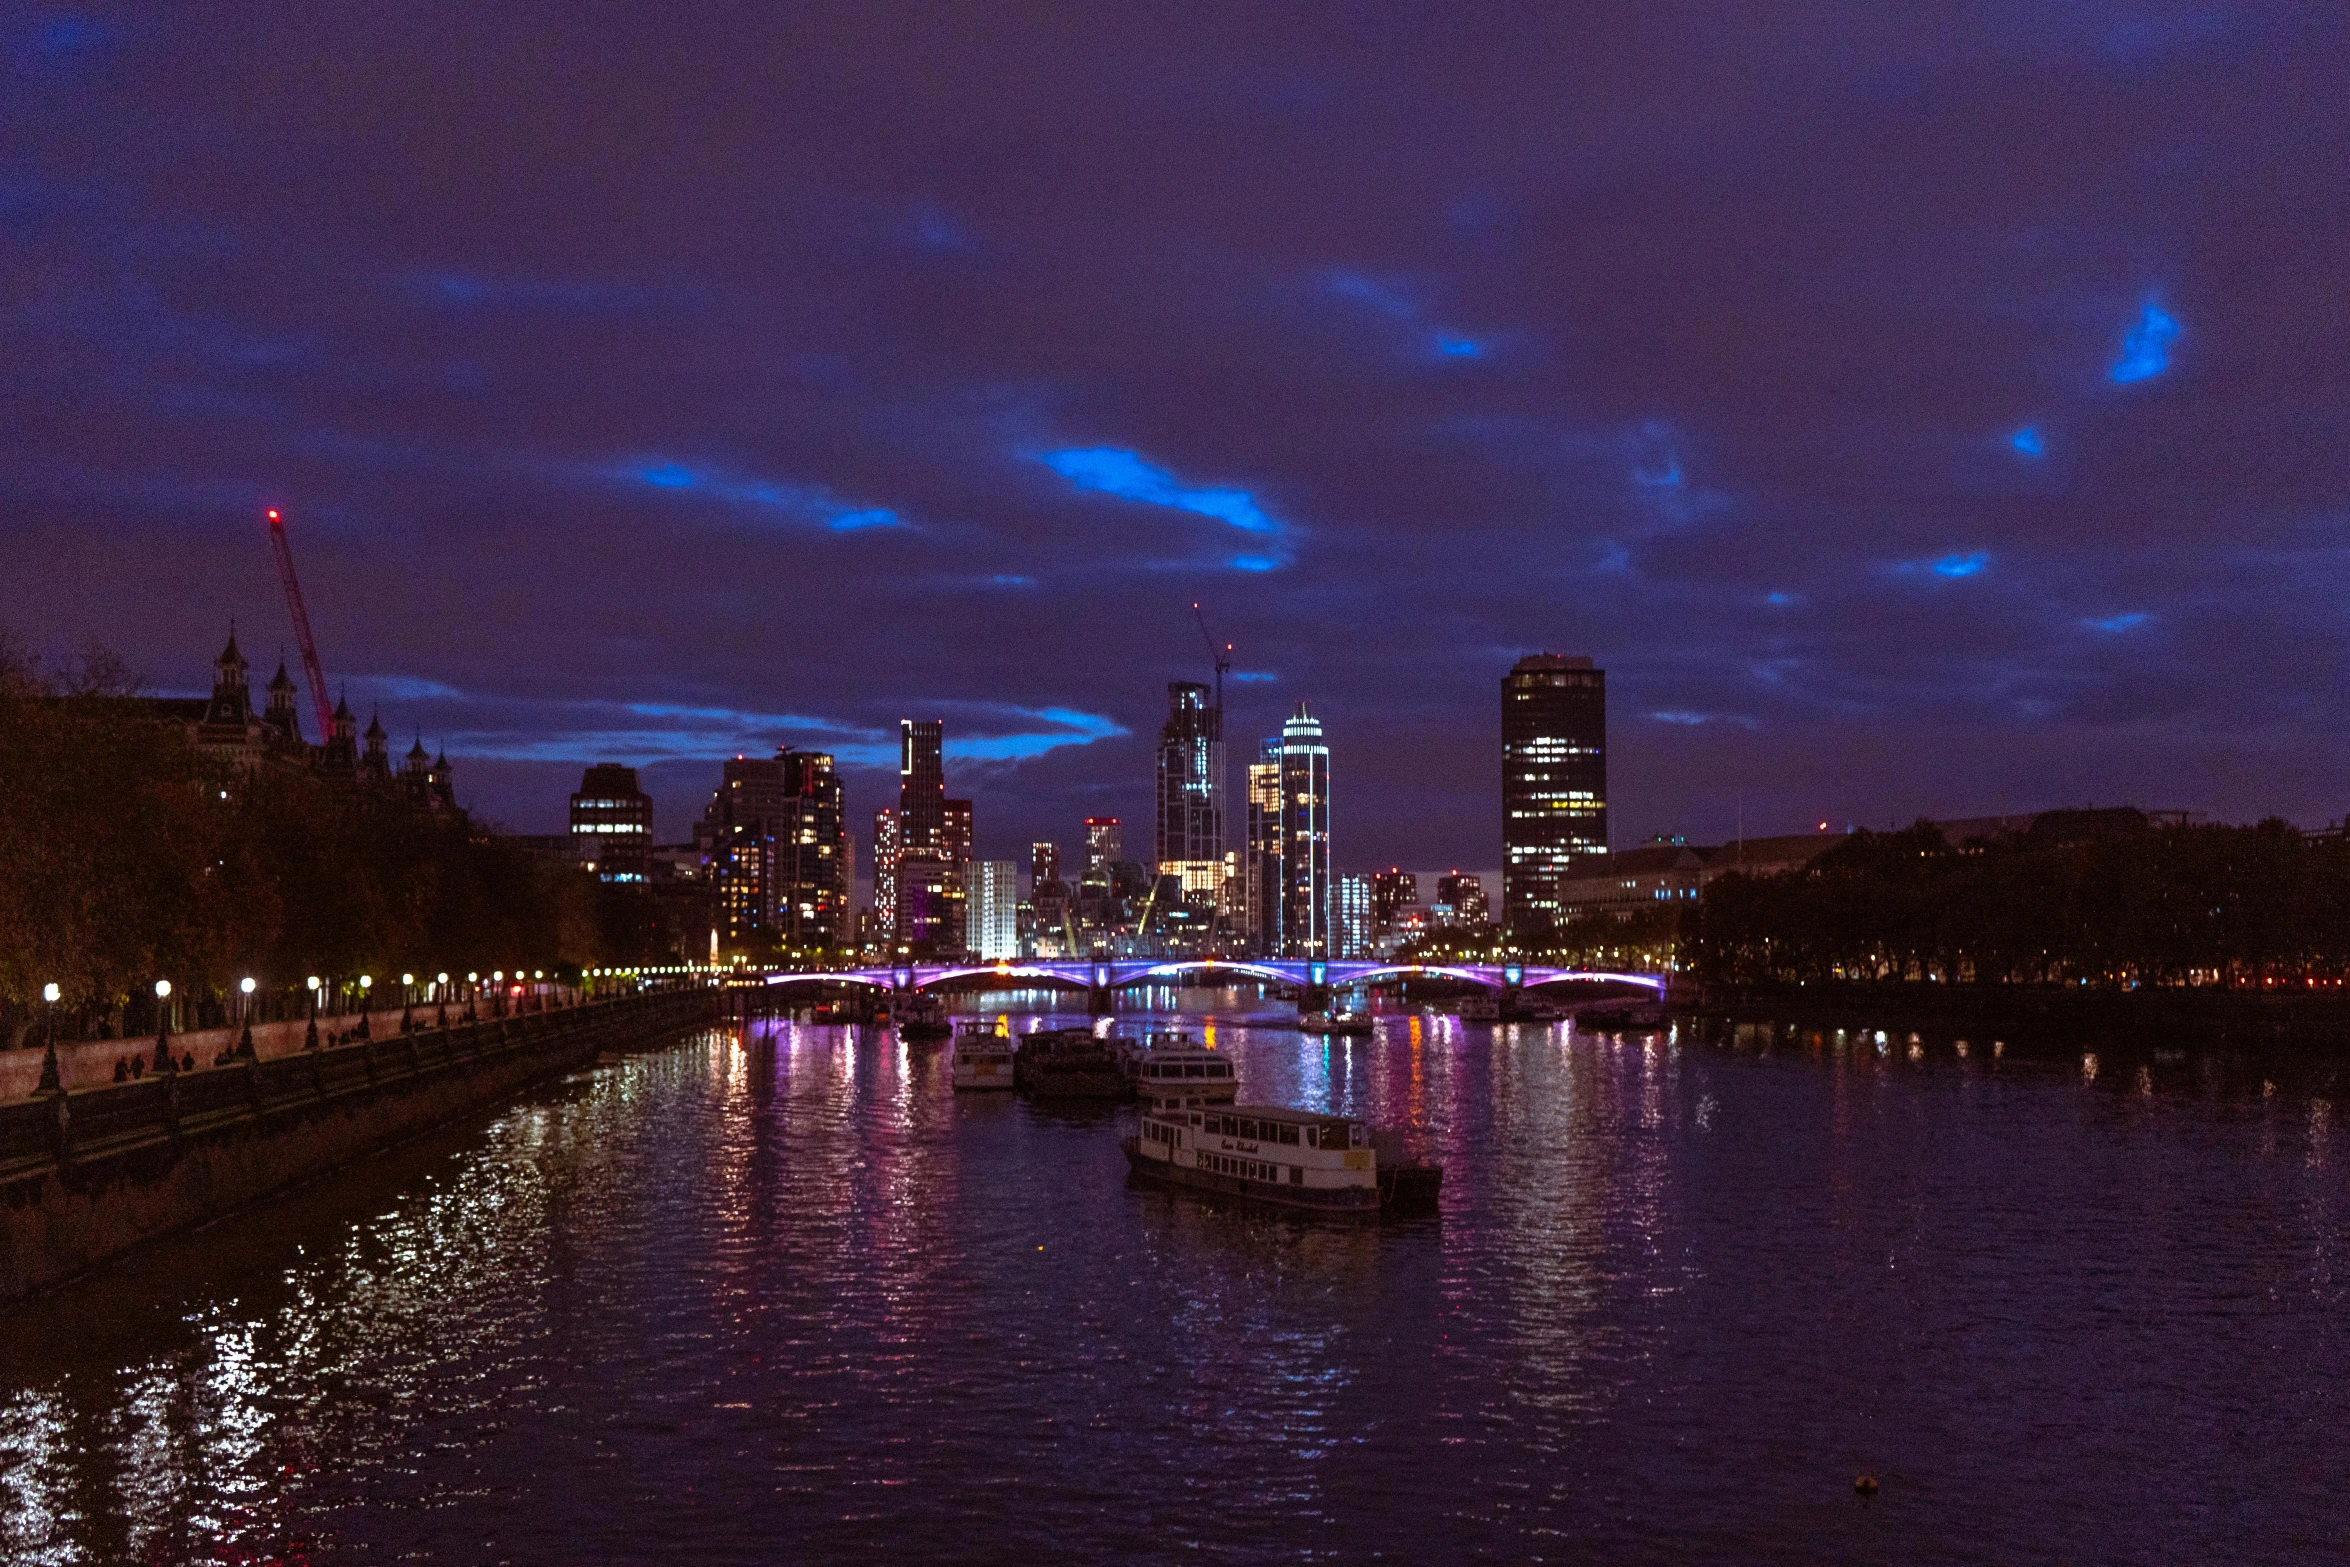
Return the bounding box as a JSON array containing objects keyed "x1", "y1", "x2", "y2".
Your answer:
[{"x1": 264, "y1": 508, "x2": 334, "y2": 742}]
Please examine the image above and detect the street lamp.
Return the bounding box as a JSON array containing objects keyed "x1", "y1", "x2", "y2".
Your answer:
[
  {"x1": 237, "y1": 976, "x2": 258, "y2": 1061},
  {"x1": 304, "y1": 974, "x2": 322, "y2": 1050},
  {"x1": 152, "y1": 979, "x2": 175, "y2": 1075},
  {"x1": 37, "y1": 983, "x2": 61, "y2": 1094}
]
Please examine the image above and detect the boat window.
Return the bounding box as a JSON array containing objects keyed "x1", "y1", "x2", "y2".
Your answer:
[
  {"x1": 1184, "y1": 1064, "x2": 1204, "y2": 1078},
  {"x1": 1289, "y1": 1166, "x2": 1304, "y2": 1184},
  {"x1": 1210, "y1": 1063, "x2": 1231, "y2": 1077},
  {"x1": 1278, "y1": 1124, "x2": 1299, "y2": 1146},
  {"x1": 1350, "y1": 1124, "x2": 1364, "y2": 1148},
  {"x1": 1239, "y1": 1119, "x2": 1258, "y2": 1140}
]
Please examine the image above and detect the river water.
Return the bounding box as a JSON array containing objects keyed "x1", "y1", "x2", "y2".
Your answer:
[{"x1": 1, "y1": 994, "x2": 2343, "y2": 1564}]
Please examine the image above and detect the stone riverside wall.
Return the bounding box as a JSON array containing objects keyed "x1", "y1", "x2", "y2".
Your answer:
[
  {"x1": 0, "y1": 988, "x2": 720, "y2": 1299},
  {"x1": 0, "y1": 996, "x2": 581, "y2": 1100}
]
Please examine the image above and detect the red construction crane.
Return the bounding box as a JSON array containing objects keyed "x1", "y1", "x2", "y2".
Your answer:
[{"x1": 264, "y1": 508, "x2": 334, "y2": 742}]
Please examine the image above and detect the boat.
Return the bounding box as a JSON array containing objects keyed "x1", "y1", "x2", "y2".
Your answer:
[
  {"x1": 1014, "y1": 1027, "x2": 1130, "y2": 1098},
  {"x1": 950, "y1": 1020, "x2": 1016, "y2": 1090},
  {"x1": 1124, "y1": 1030, "x2": 1237, "y2": 1108},
  {"x1": 1121, "y1": 1101, "x2": 1442, "y2": 1217},
  {"x1": 1503, "y1": 993, "x2": 1566, "y2": 1024},
  {"x1": 1457, "y1": 993, "x2": 1502, "y2": 1023},
  {"x1": 1298, "y1": 1009, "x2": 1375, "y2": 1035}
]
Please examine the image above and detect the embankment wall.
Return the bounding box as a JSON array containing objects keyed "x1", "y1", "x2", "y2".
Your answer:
[{"x1": 0, "y1": 989, "x2": 719, "y2": 1298}]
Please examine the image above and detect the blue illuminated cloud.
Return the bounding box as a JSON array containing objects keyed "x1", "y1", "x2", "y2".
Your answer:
[
  {"x1": 946, "y1": 707, "x2": 1129, "y2": 763},
  {"x1": 1230, "y1": 670, "x2": 1278, "y2": 683},
  {"x1": 1765, "y1": 591, "x2": 1798, "y2": 606},
  {"x1": 2084, "y1": 612, "x2": 2150, "y2": 633},
  {"x1": 1892, "y1": 551, "x2": 1991, "y2": 579},
  {"x1": 2011, "y1": 426, "x2": 2045, "y2": 457},
  {"x1": 618, "y1": 458, "x2": 903, "y2": 532},
  {"x1": 1321, "y1": 270, "x2": 1488, "y2": 363},
  {"x1": 1043, "y1": 448, "x2": 1279, "y2": 535},
  {"x1": 1651, "y1": 711, "x2": 1710, "y2": 725},
  {"x1": 1230, "y1": 555, "x2": 1278, "y2": 572},
  {"x1": 2110, "y1": 299, "x2": 2180, "y2": 384}
]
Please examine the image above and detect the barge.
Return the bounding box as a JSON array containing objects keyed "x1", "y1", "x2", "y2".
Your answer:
[{"x1": 1014, "y1": 1026, "x2": 1129, "y2": 1098}]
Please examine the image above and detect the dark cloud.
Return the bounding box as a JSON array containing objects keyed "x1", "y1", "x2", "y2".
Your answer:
[{"x1": 3, "y1": 0, "x2": 2346, "y2": 867}]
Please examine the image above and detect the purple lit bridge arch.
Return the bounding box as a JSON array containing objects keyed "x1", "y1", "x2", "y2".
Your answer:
[{"x1": 751, "y1": 959, "x2": 1666, "y2": 996}]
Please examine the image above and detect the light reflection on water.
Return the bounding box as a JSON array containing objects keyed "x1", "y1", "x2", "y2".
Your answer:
[{"x1": 2, "y1": 992, "x2": 2346, "y2": 1564}]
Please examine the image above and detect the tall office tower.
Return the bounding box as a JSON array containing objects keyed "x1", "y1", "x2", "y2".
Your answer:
[
  {"x1": 1083, "y1": 817, "x2": 1122, "y2": 883},
  {"x1": 1371, "y1": 868, "x2": 1418, "y2": 927},
  {"x1": 1502, "y1": 654, "x2": 1607, "y2": 940},
  {"x1": 1155, "y1": 680, "x2": 1223, "y2": 867},
  {"x1": 570, "y1": 763, "x2": 654, "y2": 883},
  {"x1": 899, "y1": 720, "x2": 945, "y2": 852},
  {"x1": 1278, "y1": 704, "x2": 1331, "y2": 958},
  {"x1": 968, "y1": 860, "x2": 1020, "y2": 961},
  {"x1": 1437, "y1": 871, "x2": 1489, "y2": 926},
  {"x1": 895, "y1": 720, "x2": 950, "y2": 947},
  {"x1": 1031, "y1": 841, "x2": 1058, "y2": 888},
  {"x1": 1333, "y1": 874, "x2": 1374, "y2": 959},
  {"x1": 702, "y1": 756, "x2": 791, "y2": 947},
  {"x1": 940, "y1": 798, "x2": 974, "y2": 953},
  {"x1": 871, "y1": 807, "x2": 900, "y2": 943},
  {"x1": 1245, "y1": 738, "x2": 1283, "y2": 954},
  {"x1": 776, "y1": 749, "x2": 848, "y2": 949}
]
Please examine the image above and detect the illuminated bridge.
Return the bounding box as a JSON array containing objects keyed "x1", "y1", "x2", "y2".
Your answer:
[{"x1": 752, "y1": 959, "x2": 1666, "y2": 996}]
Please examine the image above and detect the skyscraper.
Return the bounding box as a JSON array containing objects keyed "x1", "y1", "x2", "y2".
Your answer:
[
  {"x1": 1031, "y1": 841, "x2": 1058, "y2": 887},
  {"x1": 871, "y1": 806, "x2": 900, "y2": 943},
  {"x1": 1083, "y1": 817, "x2": 1122, "y2": 883},
  {"x1": 1278, "y1": 704, "x2": 1330, "y2": 958},
  {"x1": 776, "y1": 749, "x2": 848, "y2": 949},
  {"x1": 1502, "y1": 654, "x2": 1607, "y2": 940},
  {"x1": 703, "y1": 756, "x2": 791, "y2": 948},
  {"x1": 1437, "y1": 871, "x2": 1489, "y2": 926},
  {"x1": 1155, "y1": 680, "x2": 1222, "y2": 872},
  {"x1": 1245, "y1": 738, "x2": 1283, "y2": 955},
  {"x1": 896, "y1": 720, "x2": 952, "y2": 948},
  {"x1": 941, "y1": 797, "x2": 974, "y2": 954},
  {"x1": 969, "y1": 860, "x2": 1019, "y2": 961},
  {"x1": 1371, "y1": 868, "x2": 1418, "y2": 927}
]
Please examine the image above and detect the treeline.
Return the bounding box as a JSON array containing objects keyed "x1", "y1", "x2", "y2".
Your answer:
[
  {"x1": 0, "y1": 639, "x2": 672, "y2": 1044},
  {"x1": 1686, "y1": 817, "x2": 2350, "y2": 987}
]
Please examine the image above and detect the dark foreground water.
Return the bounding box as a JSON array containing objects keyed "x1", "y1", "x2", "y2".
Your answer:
[{"x1": 2, "y1": 995, "x2": 2344, "y2": 1565}]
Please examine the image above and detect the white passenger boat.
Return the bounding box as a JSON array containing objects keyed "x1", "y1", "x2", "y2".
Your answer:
[
  {"x1": 1298, "y1": 1009, "x2": 1374, "y2": 1035},
  {"x1": 950, "y1": 1020, "x2": 1016, "y2": 1090},
  {"x1": 1125, "y1": 1030, "x2": 1237, "y2": 1108},
  {"x1": 1121, "y1": 1102, "x2": 1442, "y2": 1217}
]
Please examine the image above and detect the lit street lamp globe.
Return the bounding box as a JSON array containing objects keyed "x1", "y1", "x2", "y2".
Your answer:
[
  {"x1": 240, "y1": 977, "x2": 256, "y2": 994},
  {"x1": 154, "y1": 979, "x2": 171, "y2": 999},
  {"x1": 402, "y1": 973, "x2": 414, "y2": 986},
  {"x1": 42, "y1": 983, "x2": 59, "y2": 1004},
  {"x1": 359, "y1": 975, "x2": 372, "y2": 990},
  {"x1": 306, "y1": 976, "x2": 320, "y2": 991}
]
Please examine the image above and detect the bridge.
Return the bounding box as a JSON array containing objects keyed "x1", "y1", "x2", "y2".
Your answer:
[{"x1": 752, "y1": 958, "x2": 1665, "y2": 996}]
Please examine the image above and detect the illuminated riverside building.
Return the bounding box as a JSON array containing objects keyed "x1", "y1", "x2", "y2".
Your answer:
[
  {"x1": 1333, "y1": 873, "x2": 1373, "y2": 959},
  {"x1": 1083, "y1": 817, "x2": 1122, "y2": 884},
  {"x1": 1502, "y1": 654, "x2": 1608, "y2": 939},
  {"x1": 1245, "y1": 739, "x2": 1283, "y2": 954},
  {"x1": 894, "y1": 720, "x2": 958, "y2": 950},
  {"x1": 969, "y1": 860, "x2": 1019, "y2": 961},
  {"x1": 870, "y1": 807, "x2": 900, "y2": 942},
  {"x1": 1436, "y1": 871, "x2": 1489, "y2": 926},
  {"x1": 1031, "y1": 841, "x2": 1058, "y2": 886},
  {"x1": 1371, "y1": 868, "x2": 1417, "y2": 927},
  {"x1": 1278, "y1": 704, "x2": 1331, "y2": 958},
  {"x1": 570, "y1": 763, "x2": 653, "y2": 882},
  {"x1": 777, "y1": 750, "x2": 848, "y2": 949}
]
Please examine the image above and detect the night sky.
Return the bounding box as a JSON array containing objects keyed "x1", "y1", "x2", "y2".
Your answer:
[{"x1": 5, "y1": 3, "x2": 2346, "y2": 879}]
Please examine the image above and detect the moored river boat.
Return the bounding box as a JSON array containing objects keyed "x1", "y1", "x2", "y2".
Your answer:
[
  {"x1": 1014, "y1": 1027, "x2": 1129, "y2": 1098},
  {"x1": 950, "y1": 1020, "x2": 1016, "y2": 1090},
  {"x1": 1121, "y1": 1101, "x2": 1442, "y2": 1218}
]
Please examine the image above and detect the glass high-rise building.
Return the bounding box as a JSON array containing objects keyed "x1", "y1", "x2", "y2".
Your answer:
[
  {"x1": 1370, "y1": 868, "x2": 1418, "y2": 927},
  {"x1": 777, "y1": 749, "x2": 848, "y2": 950},
  {"x1": 1437, "y1": 871, "x2": 1489, "y2": 926},
  {"x1": 895, "y1": 720, "x2": 952, "y2": 948},
  {"x1": 1278, "y1": 704, "x2": 1330, "y2": 958},
  {"x1": 1031, "y1": 841, "x2": 1058, "y2": 887},
  {"x1": 1082, "y1": 817, "x2": 1122, "y2": 883},
  {"x1": 1245, "y1": 739, "x2": 1283, "y2": 955},
  {"x1": 1155, "y1": 681, "x2": 1222, "y2": 871},
  {"x1": 870, "y1": 807, "x2": 899, "y2": 942},
  {"x1": 1333, "y1": 874, "x2": 1373, "y2": 959},
  {"x1": 1501, "y1": 654, "x2": 1607, "y2": 940}
]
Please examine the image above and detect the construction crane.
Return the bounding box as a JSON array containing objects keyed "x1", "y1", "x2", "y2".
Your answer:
[
  {"x1": 1192, "y1": 601, "x2": 1232, "y2": 722},
  {"x1": 264, "y1": 508, "x2": 334, "y2": 742}
]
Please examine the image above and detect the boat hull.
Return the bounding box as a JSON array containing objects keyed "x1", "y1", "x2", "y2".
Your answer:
[{"x1": 1120, "y1": 1137, "x2": 1381, "y2": 1217}]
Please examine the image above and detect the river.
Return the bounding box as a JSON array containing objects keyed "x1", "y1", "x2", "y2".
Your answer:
[{"x1": 1, "y1": 993, "x2": 2342, "y2": 1564}]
